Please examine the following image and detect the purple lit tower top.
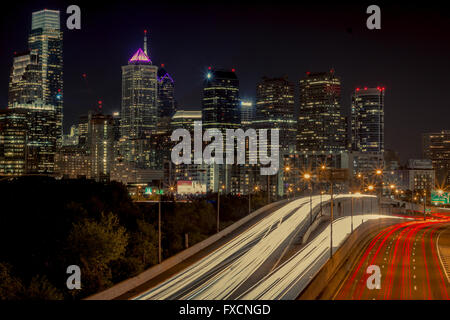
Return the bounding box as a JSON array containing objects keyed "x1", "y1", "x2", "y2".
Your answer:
[
  {"x1": 128, "y1": 30, "x2": 152, "y2": 64},
  {"x1": 128, "y1": 48, "x2": 152, "y2": 64}
]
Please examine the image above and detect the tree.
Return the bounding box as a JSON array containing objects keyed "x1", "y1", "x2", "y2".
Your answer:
[
  {"x1": 0, "y1": 263, "x2": 24, "y2": 300},
  {"x1": 66, "y1": 212, "x2": 128, "y2": 297},
  {"x1": 24, "y1": 275, "x2": 63, "y2": 300}
]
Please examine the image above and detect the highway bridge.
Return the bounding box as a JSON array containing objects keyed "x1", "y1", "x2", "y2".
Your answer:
[{"x1": 89, "y1": 193, "x2": 408, "y2": 300}]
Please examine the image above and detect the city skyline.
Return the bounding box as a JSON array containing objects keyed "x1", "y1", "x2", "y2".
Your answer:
[
  {"x1": 2, "y1": 3, "x2": 450, "y2": 306},
  {"x1": 2, "y1": 3, "x2": 450, "y2": 162}
]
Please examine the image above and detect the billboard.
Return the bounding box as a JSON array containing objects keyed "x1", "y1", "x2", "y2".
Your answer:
[
  {"x1": 177, "y1": 180, "x2": 207, "y2": 194},
  {"x1": 431, "y1": 190, "x2": 450, "y2": 205}
]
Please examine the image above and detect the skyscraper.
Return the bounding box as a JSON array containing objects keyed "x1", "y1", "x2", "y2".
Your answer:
[
  {"x1": 157, "y1": 65, "x2": 176, "y2": 119},
  {"x1": 202, "y1": 68, "x2": 240, "y2": 130},
  {"x1": 8, "y1": 50, "x2": 42, "y2": 106},
  {"x1": 240, "y1": 99, "x2": 255, "y2": 128},
  {"x1": 0, "y1": 109, "x2": 27, "y2": 176},
  {"x1": 89, "y1": 113, "x2": 114, "y2": 182},
  {"x1": 201, "y1": 68, "x2": 240, "y2": 192},
  {"x1": 120, "y1": 35, "x2": 158, "y2": 165},
  {"x1": 297, "y1": 70, "x2": 346, "y2": 152},
  {"x1": 423, "y1": 130, "x2": 450, "y2": 186},
  {"x1": 351, "y1": 87, "x2": 385, "y2": 153},
  {"x1": 10, "y1": 101, "x2": 57, "y2": 174},
  {"x1": 255, "y1": 76, "x2": 296, "y2": 151},
  {"x1": 28, "y1": 9, "x2": 63, "y2": 145}
]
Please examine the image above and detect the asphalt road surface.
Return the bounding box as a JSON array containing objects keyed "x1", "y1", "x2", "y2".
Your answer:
[{"x1": 332, "y1": 213, "x2": 450, "y2": 300}]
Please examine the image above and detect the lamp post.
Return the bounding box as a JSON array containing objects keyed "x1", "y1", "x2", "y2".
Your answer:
[
  {"x1": 217, "y1": 184, "x2": 225, "y2": 233},
  {"x1": 303, "y1": 172, "x2": 313, "y2": 226},
  {"x1": 158, "y1": 180, "x2": 162, "y2": 264},
  {"x1": 368, "y1": 184, "x2": 374, "y2": 214},
  {"x1": 330, "y1": 181, "x2": 334, "y2": 259},
  {"x1": 320, "y1": 190, "x2": 324, "y2": 217},
  {"x1": 249, "y1": 185, "x2": 259, "y2": 214},
  {"x1": 423, "y1": 189, "x2": 426, "y2": 221},
  {"x1": 375, "y1": 169, "x2": 383, "y2": 214},
  {"x1": 351, "y1": 195, "x2": 354, "y2": 233}
]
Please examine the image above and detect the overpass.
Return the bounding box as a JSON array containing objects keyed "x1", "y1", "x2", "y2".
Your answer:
[{"x1": 88, "y1": 193, "x2": 404, "y2": 300}]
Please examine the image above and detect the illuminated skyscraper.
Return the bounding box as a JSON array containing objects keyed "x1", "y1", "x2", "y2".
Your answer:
[
  {"x1": 89, "y1": 113, "x2": 114, "y2": 182},
  {"x1": 423, "y1": 130, "x2": 450, "y2": 185},
  {"x1": 157, "y1": 65, "x2": 176, "y2": 119},
  {"x1": 255, "y1": 76, "x2": 296, "y2": 151},
  {"x1": 239, "y1": 99, "x2": 255, "y2": 128},
  {"x1": 10, "y1": 101, "x2": 57, "y2": 174},
  {"x1": 8, "y1": 50, "x2": 42, "y2": 106},
  {"x1": 351, "y1": 87, "x2": 385, "y2": 153},
  {"x1": 28, "y1": 9, "x2": 63, "y2": 145},
  {"x1": 202, "y1": 68, "x2": 240, "y2": 192},
  {"x1": 202, "y1": 68, "x2": 240, "y2": 130},
  {"x1": 0, "y1": 109, "x2": 27, "y2": 176},
  {"x1": 297, "y1": 70, "x2": 346, "y2": 152},
  {"x1": 121, "y1": 38, "x2": 158, "y2": 164}
]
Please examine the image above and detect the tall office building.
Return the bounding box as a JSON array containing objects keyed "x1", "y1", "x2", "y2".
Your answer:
[
  {"x1": 351, "y1": 87, "x2": 385, "y2": 153},
  {"x1": 255, "y1": 76, "x2": 296, "y2": 151},
  {"x1": 171, "y1": 110, "x2": 202, "y2": 131},
  {"x1": 202, "y1": 68, "x2": 240, "y2": 130},
  {"x1": 157, "y1": 65, "x2": 176, "y2": 119},
  {"x1": 0, "y1": 109, "x2": 28, "y2": 176},
  {"x1": 121, "y1": 35, "x2": 159, "y2": 165},
  {"x1": 240, "y1": 99, "x2": 255, "y2": 128},
  {"x1": 423, "y1": 130, "x2": 450, "y2": 186},
  {"x1": 8, "y1": 50, "x2": 42, "y2": 106},
  {"x1": 28, "y1": 9, "x2": 63, "y2": 145},
  {"x1": 89, "y1": 113, "x2": 114, "y2": 182},
  {"x1": 10, "y1": 101, "x2": 57, "y2": 174},
  {"x1": 202, "y1": 68, "x2": 240, "y2": 192},
  {"x1": 297, "y1": 70, "x2": 346, "y2": 152}
]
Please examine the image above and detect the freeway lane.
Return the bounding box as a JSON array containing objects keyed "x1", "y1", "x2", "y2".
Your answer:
[
  {"x1": 134, "y1": 194, "x2": 376, "y2": 300},
  {"x1": 135, "y1": 197, "x2": 312, "y2": 300},
  {"x1": 333, "y1": 216, "x2": 450, "y2": 300},
  {"x1": 239, "y1": 214, "x2": 402, "y2": 299}
]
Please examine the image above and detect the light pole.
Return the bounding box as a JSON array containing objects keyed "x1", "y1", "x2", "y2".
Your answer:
[
  {"x1": 368, "y1": 185, "x2": 374, "y2": 214},
  {"x1": 423, "y1": 189, "x2": 426, "y2": 221},
  {"x1": 330, "y1": 181, "x2": 334, "y2": 259},
  {"x1": 351, "y1": 195, "x2": 354, "y2": 233},
  {"x1": 158, "y1": 180, "x2": 162, "y2": 264},
  {"x1": 303, "y1": 173, "x2": 313, "y2": 226},
  {"x1": 217, "y1": 184, "x2": 225, "y2": 233},
  {"x1": 320, "y1": 190, "x2": 324, "y2": 217},
  {"x1": 249, "y1": 186, "x2": 259, "y2": 214},
  {"x1": 375, "y1": 169, "x2": 383, "y2": 214}
]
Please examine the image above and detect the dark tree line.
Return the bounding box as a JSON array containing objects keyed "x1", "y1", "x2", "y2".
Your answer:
[{"x1": 0, "y1": 177, "x2": 267, "y2": 300}]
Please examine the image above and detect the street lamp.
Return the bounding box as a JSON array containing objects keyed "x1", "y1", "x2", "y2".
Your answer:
[
  {"x1": 303, "y1": 172, "x2": 313, "y2": 225},
  {"x1": 249, "y1": 185, "x2": 259, "y2": 214},
  {"x1": 217, "y1": 184, "x2": 225, "y2": 233},
  {"x1": 423, "y1": 189, "x2": 427, "y2": 221}
]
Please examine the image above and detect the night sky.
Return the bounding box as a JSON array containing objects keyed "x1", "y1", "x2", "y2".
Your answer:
[{"x1": 1, "y1": 1, "x2": 450, "y2": 162}]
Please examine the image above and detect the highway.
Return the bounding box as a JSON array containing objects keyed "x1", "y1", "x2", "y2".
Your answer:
[
  {"x1": 331, "y1": 213, "x2": 450, "y2": 300},
  {"x1": 133, "y1": 194, "x2": 388, "y2": 300},
  {"x1": 239, "y1": 214, "x2": 401, "y2": 299}
]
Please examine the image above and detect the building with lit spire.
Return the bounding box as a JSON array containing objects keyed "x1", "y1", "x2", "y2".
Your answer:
[{"x1": 120, "y1": 31, "x2": 159, "y2": 166}]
